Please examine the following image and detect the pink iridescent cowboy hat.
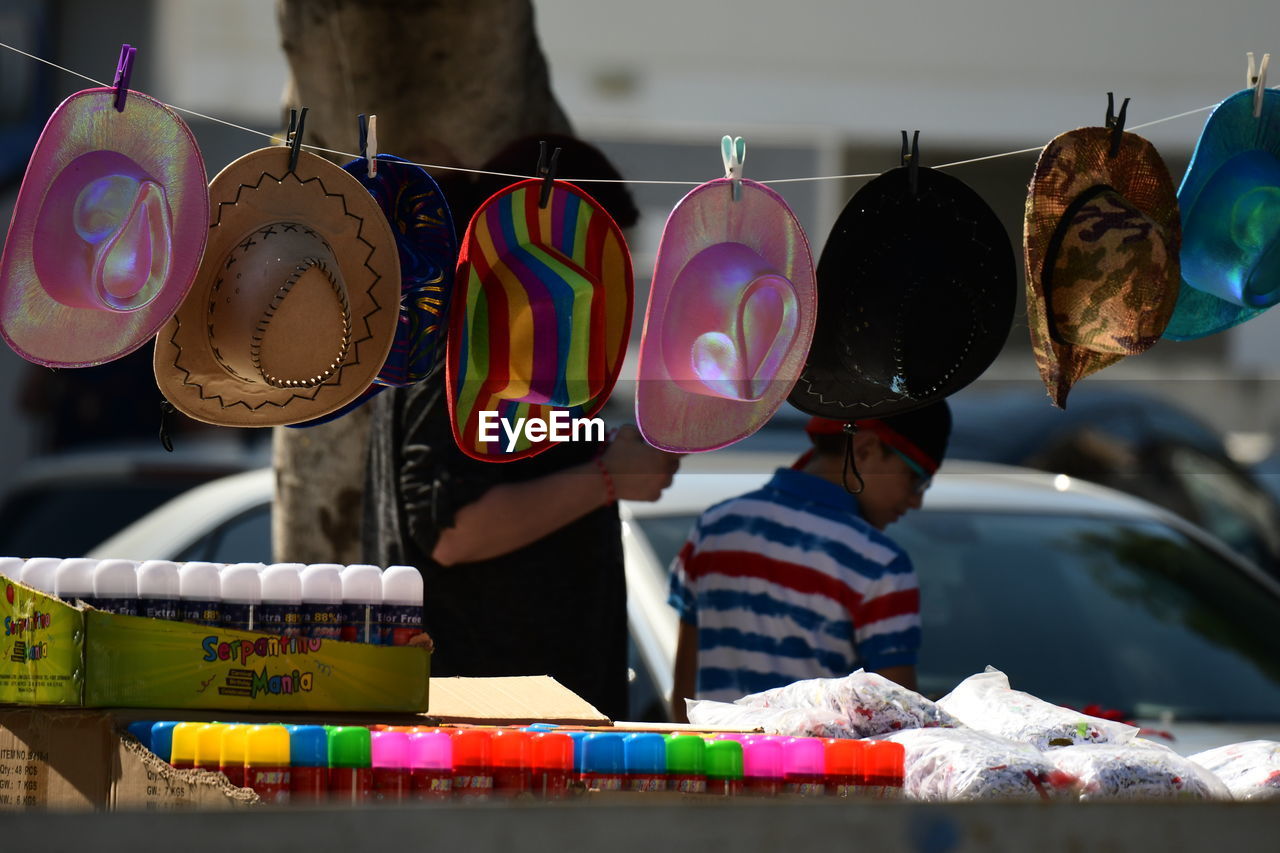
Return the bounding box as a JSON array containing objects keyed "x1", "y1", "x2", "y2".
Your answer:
[
  {"x1": 0, "y1": 87, "x2": 208, "y2": 367},
  {"x1": 636, "y1": 139, "x2": 817, "y2": 451}
]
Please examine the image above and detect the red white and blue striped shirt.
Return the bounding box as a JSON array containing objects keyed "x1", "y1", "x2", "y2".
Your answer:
[{"x1": 668, "y1": 468, "x2": 921, "y2": 702}]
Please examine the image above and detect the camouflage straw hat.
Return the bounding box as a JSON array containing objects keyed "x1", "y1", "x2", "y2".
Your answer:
[{"x1": 1025, "y1": 106, "x2": 1181, "y2": 408}]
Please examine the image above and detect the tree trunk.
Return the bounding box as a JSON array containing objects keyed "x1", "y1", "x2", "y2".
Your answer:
[{"x1": 272, "y1": 0, "x2": 572, "y2": 563}]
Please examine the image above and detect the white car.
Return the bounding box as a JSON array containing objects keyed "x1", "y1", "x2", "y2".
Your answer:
[{"x1": 91, "y1": 456, "x2": 1280, "y2": 753}]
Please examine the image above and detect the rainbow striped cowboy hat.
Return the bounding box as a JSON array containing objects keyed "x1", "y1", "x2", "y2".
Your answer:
[
  {"x1": 636, "y1": 177, "x2": 817, "y2": 452},
  {"x1": 447, "y1": 178, "x2": 633, "y2": 461},
  {"x1": 0, "y1": 87, "x2": 207, "y2": 367}
]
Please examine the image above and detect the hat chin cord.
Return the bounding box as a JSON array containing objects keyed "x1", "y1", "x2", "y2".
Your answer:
[{"x1": 841, "y1": 424, "x2": 866, "y2": 495}]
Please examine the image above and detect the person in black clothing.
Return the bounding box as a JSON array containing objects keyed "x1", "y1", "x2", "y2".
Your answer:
[{"x1": 363, "y1": 136, "x2": 680, "y2": 720}]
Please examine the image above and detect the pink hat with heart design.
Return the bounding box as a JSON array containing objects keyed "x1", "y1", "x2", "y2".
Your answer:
[
  {"x1": 0, "y1": 87, "x2": 208, "y2": 367},
  {"x1": 636, "y1": 177, "x2": 816, "y2": 451}
]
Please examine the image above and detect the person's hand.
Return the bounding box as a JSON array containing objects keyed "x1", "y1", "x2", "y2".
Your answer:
[{"x1": 601, "y1": 425, "x2": 682, "y2": 502}]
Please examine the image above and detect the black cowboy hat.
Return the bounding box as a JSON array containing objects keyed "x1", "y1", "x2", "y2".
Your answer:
[{"x1": 788, "y1": 148, "x2": 1016, "y2": 420}]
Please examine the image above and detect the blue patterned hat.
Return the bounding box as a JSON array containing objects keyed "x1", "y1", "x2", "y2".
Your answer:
[{"x1": 292, "y1": 153, "x2": 456, "y2": 426}]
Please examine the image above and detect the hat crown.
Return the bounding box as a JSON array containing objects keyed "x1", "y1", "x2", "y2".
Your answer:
[
  {"x1": 32, "y1": 150, "x2": 173, "y2": 313},
  {"x1": 662, "y1": 241, "x2": 799, "y2": 402},
  {"x1": 449, "y1": 178, "x2": 632, "y2": 460},
  {"x1": 1181, "y1": 149, "x2": 1280, "y2": 309},
  {"x1": 1023, "y1": 125, "x2": 1180, "y2": 405},
  {"x1": 793, "y1": 166, "x2": 1015, "y2": 418},
  {"x1": 468, "y1": 185, "x2": 609, "y2": 409},
  {"x1": 346, "y1": 154, "x2": 456, "y2": 390},
  {"x1": 635, "y1": 177, "x2": 816, "y2": 453},
  {"x1": 1046, "y1": 186, "x2": 1174, "y2": 354},
  {"x1": 482, "y1": 240, "x2": 603, "y2": 408},
  {"x1": 208, "y1": 223, "x2": 351, "y2": 389}
]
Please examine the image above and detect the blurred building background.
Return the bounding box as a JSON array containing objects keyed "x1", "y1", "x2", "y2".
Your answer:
[{"x1": 1, "y1": 0, "x2": 1278, "y2": 490}]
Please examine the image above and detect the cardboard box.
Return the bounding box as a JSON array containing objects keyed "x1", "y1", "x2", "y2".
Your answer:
[
  {"x1": 0, "y1": 708, "x2": 257, "y2": 810},
  {"x1": 0, "y1": 578, "x2": 83, "y2": 705},
  {"x1": 1, "y1": 574, "x2": 430, "y2": 713},
  {"x1": 427, "y1": 676, "x2": 610, "y2": 727}
]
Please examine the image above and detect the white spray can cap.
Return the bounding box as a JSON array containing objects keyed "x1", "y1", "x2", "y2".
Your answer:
[
  {"x1": 261, "y1": 563, "x2": 303, "y2": 604},
  {"x1": 137, "y1": 560, "x2": 181, "y2": 599},
  {"x1": 23, "y1": 557, "x2": 67, "y2": 594},
  {"x1": 219, "y1": 564, "x2": 262, "y2": 605},
  {"x1": 381, "y1": 565, "x2": 423, "y2": 606},
  {"x1": 92, "y1": 559, "x2": 138, "y2": 598},
  {"x1": 340, "y1": 564, "x2": 383, "y2": 605},
  {"x1": 300, "y1": 564, "x2": 343, "y2": 604},
  {"x1": 179, "y1": 562, "x2": 222, "y2": 600},
  {"x1": 53, "y1": 558, "x2": 98, "y2": 599}
]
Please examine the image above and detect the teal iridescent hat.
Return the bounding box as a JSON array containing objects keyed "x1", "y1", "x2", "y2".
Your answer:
[{"x1": 1164, "y1": 86, "x2": 1280, "y2": 340}]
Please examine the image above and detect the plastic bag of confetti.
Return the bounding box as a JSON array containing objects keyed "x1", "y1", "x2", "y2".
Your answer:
[
  {"x1": 733, "y1": 670, "x2": 958, "y2": 737},
  {"x1": 1046, "y1": 743, "x2": 1231, "y2": 800},
  {"x1": 937, "y1": 668, "x2": 1139, "y2": 750},
  {"x1": 1190, "y1": 741, "x2": 1280, "y2": 801},
  {"x1": 880, "y1": 727, "x2": 1079, "y2": 801},
  {"x1": 685, "y1": 699, "x2": 852, "y2": 739}
]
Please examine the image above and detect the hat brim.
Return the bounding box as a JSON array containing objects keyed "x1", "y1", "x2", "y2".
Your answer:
[
  {"x1": 1025, "y1": 128, "x2": 1180, "y2": 407},
  {"x1": 1164, "y1": 88, "x2": 1280, "y2": 340},
  {"x1": 636, "y1": 178, "x2": 816, "y2": 452},
  {"x1": 447, "y1": 179, "x2": 632, "y2": 461},
  {"x1": 154, "y1": 147, "x2": 400, "y2": 427},
  {"x1": 0, "y1": 89, "x2": 208, "y2": 367},
  {"x1": 790, "y1": 166, "x2": 1015, "y2": 420}
]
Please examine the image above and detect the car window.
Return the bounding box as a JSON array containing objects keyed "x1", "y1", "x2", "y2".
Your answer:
[
  {"x1": 1161, "y1": 443, "x2": 1280, "y2": 570},
  {"x1": 0, "y1": 483, "x2": 200, "y2": 558},
  {"x1": 893, "y1": 511, "x2": 1280, "y2": 721},
  {"x1": 176, "y1": 504, "x2": 273, "y2": 564},
  {"x1": 631, "y1": 515, "x2": 698, "y2": 576}
]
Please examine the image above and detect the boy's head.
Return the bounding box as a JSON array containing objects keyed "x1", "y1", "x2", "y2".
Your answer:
[{"x1": 802, "y1": 400, "x2": 952, "y2": 529}]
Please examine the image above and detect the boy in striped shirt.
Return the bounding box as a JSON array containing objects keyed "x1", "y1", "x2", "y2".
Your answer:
[{"x1": 669, "y1": 401, "x2": 951, "y2": 718}]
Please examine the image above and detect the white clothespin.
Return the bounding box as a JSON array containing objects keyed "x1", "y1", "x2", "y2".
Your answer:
[
  {"x1": 1248, "y1": 52, "x2": 1270, "y2": 119},
  {"x1": 721, "y1": 135, "x2": 746, "y2": 201},
  {"x1": 365, "y1": 114, "x2": 378, "y2": 178}
]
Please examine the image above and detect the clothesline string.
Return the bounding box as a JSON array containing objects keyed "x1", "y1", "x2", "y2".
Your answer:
[{"x1": 0, "y1": 38, "x2": 1250, "y2": 186}]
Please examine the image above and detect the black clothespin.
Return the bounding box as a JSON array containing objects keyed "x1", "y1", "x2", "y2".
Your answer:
[
  {"x1": 900, "y1": 130, "x2": 921, "y2": 196},
  {"x1": 537, "y1": 140, "x2": 561, "y2": 209},
  {"x1": 1105, "y1": 93, "x2": 1130, "y2": 158},
  {"x1": 841, "y1": 423, "x2": 865, "y2": 495},
  {"x1": 112, "y1": 44, "x2": 137, "y2": 112},
  {"x1": 287, "y1": 107, "x2": 309, "y2": 174}
]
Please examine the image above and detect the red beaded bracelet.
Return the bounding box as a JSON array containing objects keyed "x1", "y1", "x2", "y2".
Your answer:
[{"x1": 595, "y1": 456, "x2": 616, "y2": 505}]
